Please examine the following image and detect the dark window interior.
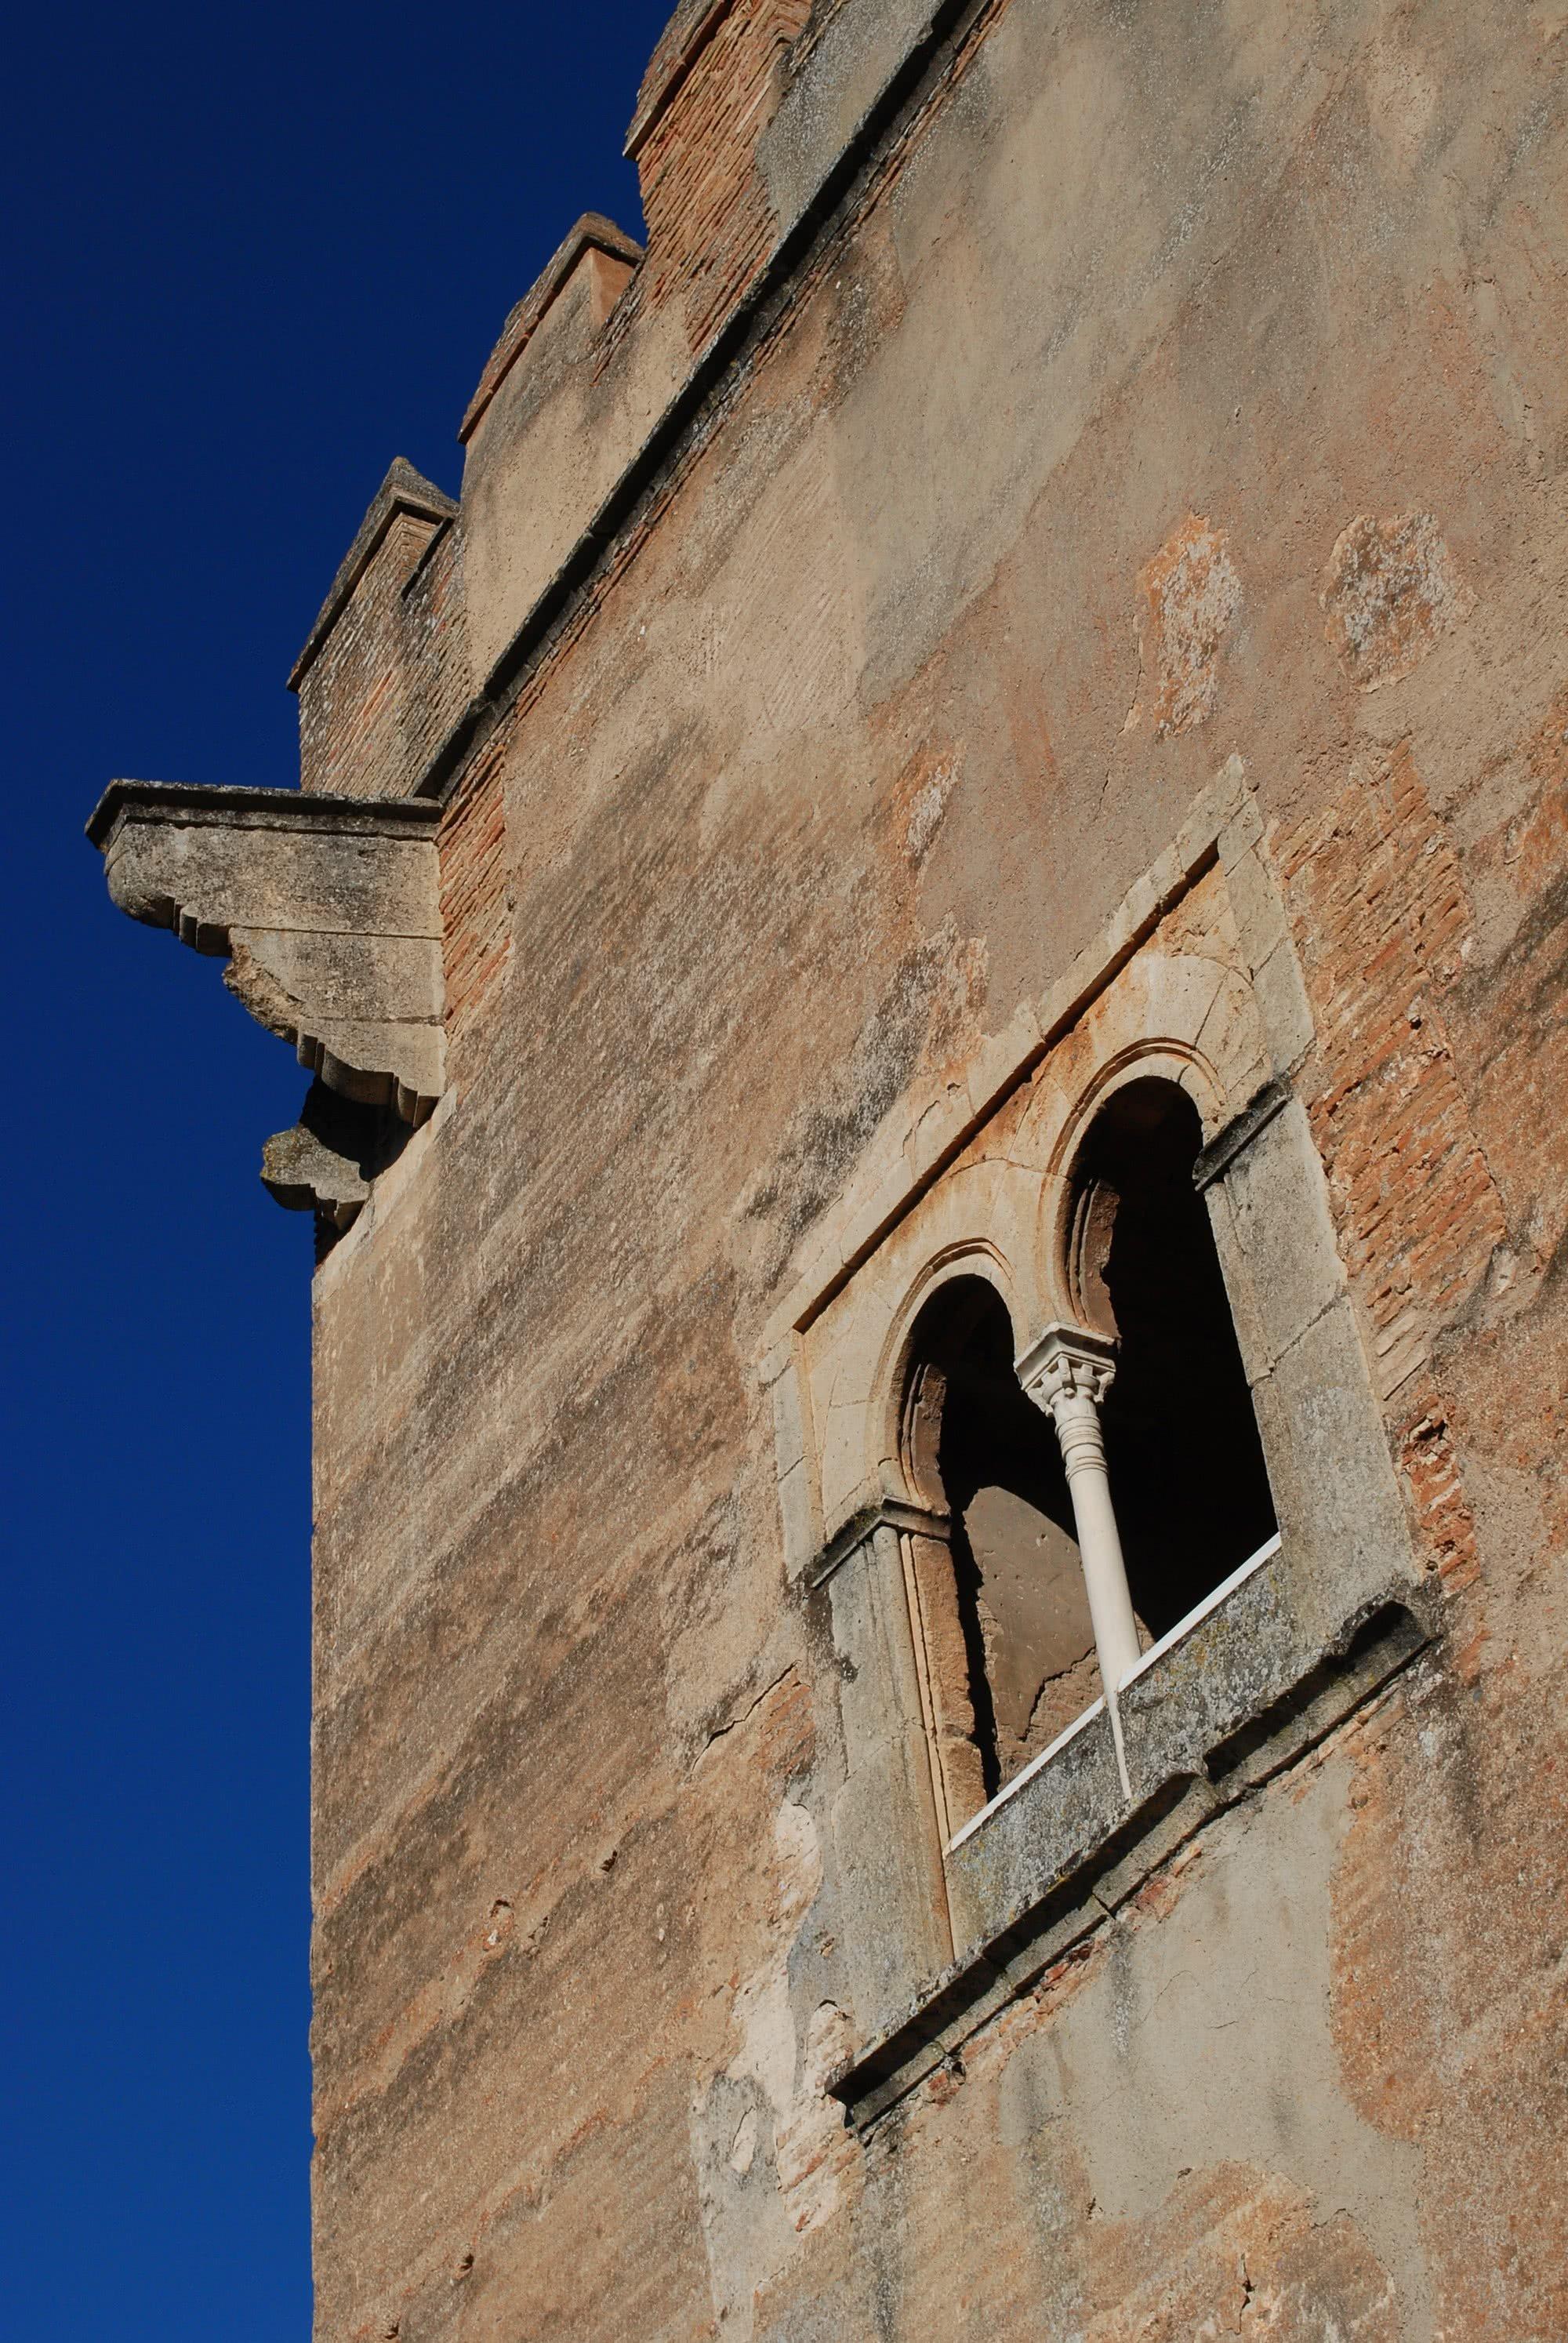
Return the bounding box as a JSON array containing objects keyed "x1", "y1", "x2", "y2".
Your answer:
[
  {"x1": 900, "y1": 1089, "x2": 1276, "y2": 1804},
  {"x1": 907, "y1": 1279, "x2": 1098, "y2": 1800},
  {"x1": 1069, "y1": 1077, "x2": 1277, "y2": 1639}
]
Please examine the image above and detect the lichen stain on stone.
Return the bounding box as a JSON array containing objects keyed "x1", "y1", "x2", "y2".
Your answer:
[
  {"x1": 1129, "y1": 516, "x2": 1243, "y2": 740},
  {"x1": 1321, "y1": 512, "x2": 1475, "y2": 692}
]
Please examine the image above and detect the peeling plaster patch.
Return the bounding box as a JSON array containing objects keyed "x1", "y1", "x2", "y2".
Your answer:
[
  {"x1": 726, "y1": 1803, "x2": 823, "y2": 2116},
  {"x1": 730, "y1": 2106, "x2": 760, "y2": 2176},
  {"x1": 722, "y1": 1807, "x2": 854, "y2": 2232},
  {"x1": 1321, "y1": 513, "x2": 1475, "y2": 692},
  {"x1": 1020, "y1": 1749, "x2": 1433, "y2": 2332},
  {"x1": 692, "y1": 1807, "x2": 857, "y2": 2336},
  {"x1": 1365, "y1": 38, "x2": 1439, "y2": 173},
  {"x1": 906, "y1": 753, "x2": 960, "y2": 865},
  {"x1": 1130, "y1": 516, "x2": 1243, "y2": 739},
  {"x1": 773, "y1": 1999, "x2": 855, "y2": 2236}
]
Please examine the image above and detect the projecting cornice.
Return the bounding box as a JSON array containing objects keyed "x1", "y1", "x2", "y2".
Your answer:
[{"x1": 88, "y1": 780, "x2": 446, "y2": 1124}]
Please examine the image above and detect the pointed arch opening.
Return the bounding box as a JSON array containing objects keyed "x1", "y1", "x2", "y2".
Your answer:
[
  {"x1": 900, "y1": 1276, "x2": 1107, "y2": 1807},
  {"x1": 1065, "y1": 1076, "x2": 1276, "y2": 1638}
]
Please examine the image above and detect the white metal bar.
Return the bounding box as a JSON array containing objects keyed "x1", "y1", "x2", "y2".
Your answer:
[
  {"x1": 947, "y1": 1698, "x2": 1106, "y2": 1851},
  {"x1": 1115, "y1": 1532, "x2": 1282, "y2": 1691}
]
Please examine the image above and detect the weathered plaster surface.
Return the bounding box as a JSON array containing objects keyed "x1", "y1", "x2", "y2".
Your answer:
[
  {"x1": 311, "y1": 0, "x2": 1567, "y2": 2326},
  {"x1": 94, "y1": 0, "x2": 1568, "y2": 2332}
]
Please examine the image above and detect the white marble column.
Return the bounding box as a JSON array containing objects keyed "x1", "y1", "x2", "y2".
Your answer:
[{"x1": 1016, "y1": 1323, "x2": 1142, "y2": 1698}]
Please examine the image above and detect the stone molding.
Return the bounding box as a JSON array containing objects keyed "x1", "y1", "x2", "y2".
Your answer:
[
  {"x1": 1192, "y1": 1073, "x2": 1292, "y2": 1193},
  {"x1": 804, "y1": 1497, "x2": 949, "y2": 1589}
]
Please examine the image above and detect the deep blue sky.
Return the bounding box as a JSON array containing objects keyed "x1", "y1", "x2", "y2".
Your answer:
[{"x1": 2, "y1": 5, "x2": 668, "y2": 2332}]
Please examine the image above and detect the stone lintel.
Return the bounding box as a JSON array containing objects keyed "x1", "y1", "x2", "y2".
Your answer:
[{"x1": 88, "y1": 779, "x2": 447, "y2": 1127}]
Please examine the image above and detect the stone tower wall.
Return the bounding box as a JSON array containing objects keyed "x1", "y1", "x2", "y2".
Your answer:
[{"x1": 133, "y1": 1, "x2": 1568, "y2": 2334}]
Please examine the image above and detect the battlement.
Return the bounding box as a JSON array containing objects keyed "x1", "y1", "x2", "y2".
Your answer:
[
  {"x1": 289, "y1": 0, "x2": 855, "y2": 804},
  {"x1": 629, "y1": 0, "x2": 812, "y2": 342},
  {"x1": 289, "y1": 456, "x2": 467, "y2": 805}
]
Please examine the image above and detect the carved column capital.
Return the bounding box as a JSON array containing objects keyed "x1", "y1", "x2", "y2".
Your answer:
[
  {"x1": 1015, "y1": 1322, "x2": 1119, "y2": 1415},
  {"x1": 1014, "y1": 1321, "x2": 1140, "y2": 1723}
]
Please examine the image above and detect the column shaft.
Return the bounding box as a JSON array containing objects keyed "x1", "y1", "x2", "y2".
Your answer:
[
  {"x1": 1047, "y1": 1389, "x2": 1142, "y2": 1692},
  {"x1": 1016, "y1": 1323, "x2": 1142, "y2": 1701}
]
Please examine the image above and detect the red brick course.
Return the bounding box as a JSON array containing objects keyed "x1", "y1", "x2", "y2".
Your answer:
[
  {"x1": 1277, "y1": 743, "x2": 1508, "y2": 1423},
  {"x1": 1275, "y1": 746, "x2": 1519, "y2": 1593},
  {"x1": 633, "y1": 0, "x2": 811, "y2": 353},
  {"x1": 439, "y1": 746, "x2": 510, "y2": 1049}
]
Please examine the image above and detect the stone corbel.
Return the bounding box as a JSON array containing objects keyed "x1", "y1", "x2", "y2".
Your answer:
[
  {"x1": 89, "y1": 779, "x2": 446, "y2": 1118},
  {"x1": 89, "y1": 781, "x2": 447, "y2": 1221}
]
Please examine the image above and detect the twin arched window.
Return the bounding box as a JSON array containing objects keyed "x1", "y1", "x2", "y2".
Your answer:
[{"x1": 899, "y1": 1077, "x2": 1277, "y2": 1817}]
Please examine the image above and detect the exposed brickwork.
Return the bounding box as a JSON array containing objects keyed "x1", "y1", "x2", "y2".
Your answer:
[
  {"x1": 438, "y1": 745, "x2": 510, "y2": 1051},
  {"x1": 395, "y1": 523, "x2": 469, "y2": 792},
  {"x1": 1276, "y1": 744, "x2": 1508, "y2": 1410},
  {"x1": 295, "y1": 485, "x2": 468, "y2": 803},
  {"x1": 1446, "y1": 679, "x2": 1568, "y2": 1279},
  {"x1": 297, "y1": 514, "x2": 434, "y2": 797},
  {"x1": 633, "y1": 0, "x2": 811, "y2": 352},
  {"x1": 1274, "y1": 746, "x2": 1518, "y2": 1598},
  {"x1": 1395, "y1": 1390, "x2": 1482, "y2": 1593}
]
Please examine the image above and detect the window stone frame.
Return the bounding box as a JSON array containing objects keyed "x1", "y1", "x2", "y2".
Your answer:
[{"x1": 760, "y1": 762, "x2": 1438, "y2": 2126}]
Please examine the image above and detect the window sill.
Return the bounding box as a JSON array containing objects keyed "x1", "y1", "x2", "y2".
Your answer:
[
  {"x1": 946, "y1": 1534, "x2": 1285, "y2": 1857},
  {"x1": 828, "y1": 1560, "x2": 1435, "y2": 2131}
]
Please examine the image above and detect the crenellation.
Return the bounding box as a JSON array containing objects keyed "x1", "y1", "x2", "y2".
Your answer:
[
  {"x1": 460, "y1": 213, "x2": 644, "y2": 449},
  {"x1": 291, "y1": 456, "x2": 466, "y2": 803},
  {"x1": 631, "y1": 0, "x2": 813, "y2": 347}
]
